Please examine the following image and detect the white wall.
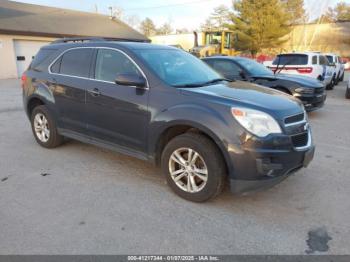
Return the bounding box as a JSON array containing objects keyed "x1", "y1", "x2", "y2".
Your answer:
[{"x1": 0, "y1": 34, "x2": 56, "y2": 80}]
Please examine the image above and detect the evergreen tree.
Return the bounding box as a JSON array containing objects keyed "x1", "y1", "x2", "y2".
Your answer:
[
  {"x1": 228, "y1": 0, "x2": 291, "y2": 56},
  {"x1": 282, "y1": 0, "x2": 307, "y2": 25},
  {"x1": 210, "y1": 5, "x2": 231, "y2": 29}
]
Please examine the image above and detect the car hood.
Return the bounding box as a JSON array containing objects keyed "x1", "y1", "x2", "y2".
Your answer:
[
  {"x1": 180, "y1": 81, "x2": 303, "y2": 119},
  {"x1": 271, "y1": 73, "x2": 324, "y2": 87}
]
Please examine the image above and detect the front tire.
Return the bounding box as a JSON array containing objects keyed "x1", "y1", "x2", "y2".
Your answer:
[
  {"x1": 31, "y1": 105, "x2": 63, "y2": 148},
  {"x1": 161, "y1": 132, "x2": 226, "y2": 202},
  {"x1": 346, "y1": 86, "x2": 350, "y2": 99},
  {"x1": 326, "y1": 78, "x2": 334, "y2": 90}
]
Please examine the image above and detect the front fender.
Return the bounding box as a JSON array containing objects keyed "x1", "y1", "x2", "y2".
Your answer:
[{"x1": 148, "y1": 103, "x2": 235, "y2": 173}]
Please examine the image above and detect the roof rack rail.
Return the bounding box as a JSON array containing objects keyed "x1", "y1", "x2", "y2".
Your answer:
[{"x1": 51, "y1": 37, "x2": 150, "y2": 44}]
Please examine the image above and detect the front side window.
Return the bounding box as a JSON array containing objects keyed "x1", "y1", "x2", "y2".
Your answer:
[
  {"x1": 95, "y1": 49, "x2": 141, "y2": 82},
  {"x1": 59, "y1": 48, "x2": 94, "y2": 78},
  {"x1": 134, "y1": 49, "x2": 221, "y2": 86}
]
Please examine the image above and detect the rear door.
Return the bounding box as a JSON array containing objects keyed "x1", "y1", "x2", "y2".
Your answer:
[
  {"x1": 49, "y1": 47, "x2": 94, "y2": 135},
  {"x1": 85, "y1": 48, "x2": 149, "y2": 153}
]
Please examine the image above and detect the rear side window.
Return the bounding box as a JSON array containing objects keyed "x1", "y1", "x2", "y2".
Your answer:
[
  {"x1": 272, "y1": 54, "x2": 308, "y2": 65},
  {"x1": 30, "y1": 48, "x2": 57, "y2": 71},
  {"x1": 319, "y1": 56, "x2": 328, "y2": 65},
  {"x1": 312, "y1": 56, "x2": 317, "y2": 65},
  {"x1": 59, "y1": 48, "x2": 94, "y2": 78},
  {"x1": 95, "y1": 49, "x2": 141, "y2": 82},
  {"x1": 326, "y1": 56, "x2": 333, "y2": 63}
]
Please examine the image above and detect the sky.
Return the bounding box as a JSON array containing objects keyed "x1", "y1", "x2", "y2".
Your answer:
[{"x1": 12, "y1": 0, "x2": 348, "y2": 31}]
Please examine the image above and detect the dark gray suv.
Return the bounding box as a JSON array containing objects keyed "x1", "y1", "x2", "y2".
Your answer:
[{"x1": 22, "y1": 38, "x2": 314, "y2": 202}]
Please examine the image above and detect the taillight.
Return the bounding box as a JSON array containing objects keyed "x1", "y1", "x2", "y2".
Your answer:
[
  {"x1": 297, "y1": 67, "x2": 313, "y2": 74},
  {"x1": 21, "y1": 73, "x2": 27, "y2": 89}
]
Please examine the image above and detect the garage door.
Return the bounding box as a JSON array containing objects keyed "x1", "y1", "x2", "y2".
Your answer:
[{"x1": 14, "y1": 40, "x2": 51, "y2": 77}]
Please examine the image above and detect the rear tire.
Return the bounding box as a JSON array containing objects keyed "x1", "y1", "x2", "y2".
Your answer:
[
  {"x1": 161, "y1": 132, "x2": 226, "y2": 202},
  {"x1": 31, "y1": 105, "x2": 64, "y2": 148}
]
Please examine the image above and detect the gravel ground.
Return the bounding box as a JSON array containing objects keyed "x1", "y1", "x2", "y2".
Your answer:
[{"x1": 0, "y1": 74, "x2": 349, "y2": 255}]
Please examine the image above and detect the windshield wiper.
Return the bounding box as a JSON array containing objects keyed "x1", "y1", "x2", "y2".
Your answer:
[
  {"x1": 275, "y1": 56, "x2": 298, "y2": 75},
  {"x1": 202, "y1": 78, "x2": 233, "y2": 85},
  {"x1": 173, "y1": 78, "x2": 233, "y2": 88},
  {"x1": 173, "y1": 83, "x2": 206, "y2": 88}
]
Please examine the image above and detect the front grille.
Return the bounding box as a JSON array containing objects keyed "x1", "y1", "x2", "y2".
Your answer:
[
  {"x1": 291, "y1": 132, "x2": 308, "y2": 147},
  {"x1": 284, "y1": 113, "x2": 305, "y2": 125}
]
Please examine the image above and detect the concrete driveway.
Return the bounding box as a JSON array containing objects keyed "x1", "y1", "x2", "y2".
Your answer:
[{"x1": 0, "y1": 75, "x2": 349, "y2": 255}]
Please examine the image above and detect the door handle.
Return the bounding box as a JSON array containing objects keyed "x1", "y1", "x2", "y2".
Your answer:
[{"x1": 89, "y1": 88, "x2": 101, "y2": 97}]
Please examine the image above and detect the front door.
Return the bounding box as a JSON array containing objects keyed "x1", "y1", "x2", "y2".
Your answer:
[{"x1": 86, "y1": 48, "x2": 149, "y2": 153}]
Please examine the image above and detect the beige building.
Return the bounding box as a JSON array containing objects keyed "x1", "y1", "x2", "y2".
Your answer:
[{"x1": 0, "y1": 0, "x2": 148, "y2": 79}]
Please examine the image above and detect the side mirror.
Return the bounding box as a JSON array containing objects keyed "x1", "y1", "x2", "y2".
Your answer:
[
  {"x1": 329, "y1": 62, "x2": 336, "y2": 67},
  {"x1": 239, "y1": 70, "x2": 246, "y2": 79},
  {"x1": 115, "y1": 73, "x2": 147, "y2": 88}
]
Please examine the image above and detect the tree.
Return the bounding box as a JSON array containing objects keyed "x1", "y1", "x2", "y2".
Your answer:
[
  {"x1": 228, "y1": 0, "x2": 291, "y2": 56},
  {"x1": 335, "y1": 2, "x2": 350, "y2": 21},
  {"x1": 210, "y1": 5, "x2": 231, "y2": 29},
  {"x1": 316, "y1": 2, "x2": 350, "y2": 23},
  {"x1": 139, "y1": 18, "x2": 157, "y2": 37},
  {"x1": 156, "y1": 22, "x2": 173, "y2": 35},
  {"x1": 201, "y1": 18, "x2": 216, "y2": 31},
  {"x1": 281, "y1": 0, "x2": 307, "y2": 25},
  {"x1": 175, "y1": 28, "x2": 190, "y2": 34}
]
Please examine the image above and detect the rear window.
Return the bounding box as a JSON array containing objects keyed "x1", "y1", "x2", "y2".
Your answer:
[
  {"x1": 30, "y1": 48, "x2": 57, "y2": 71},
  {"x1": 59, "y1": 48, "x2": 94, "y2": 78},
  {"x1": 326, "y1": 56, "x2": 333, "y2": 63},
  {"x1": 272, "y1": 54, "x2": 308, "y2": 65}
]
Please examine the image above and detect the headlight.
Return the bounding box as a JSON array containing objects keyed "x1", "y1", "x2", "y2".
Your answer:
[
  {"x1": 295, "y1": 87, "x2": 314, "y2": 94},
  {"x1": 231, "y1": 107, "x2": 282, "y2": 137}
]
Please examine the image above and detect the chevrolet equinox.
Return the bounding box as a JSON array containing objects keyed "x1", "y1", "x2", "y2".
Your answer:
[{"x1": 22, "y1": 38, "x2": 315, "y2": 202}]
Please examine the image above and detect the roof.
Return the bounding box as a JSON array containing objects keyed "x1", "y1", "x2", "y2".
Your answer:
[
  {"x1": 0, "y1": 0, "x2": 149, "y2": 42},
  {"x1": 47, "y1": 40, "x2": 177, "y2": 51}
]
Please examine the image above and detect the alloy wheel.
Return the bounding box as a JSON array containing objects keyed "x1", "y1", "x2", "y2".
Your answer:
[
  {"x1": 168, "y1": 147, "x2": 208, "y2": 193},
  {"x1": 33, "y1": 113, "x2": 50, "y2": 143}
]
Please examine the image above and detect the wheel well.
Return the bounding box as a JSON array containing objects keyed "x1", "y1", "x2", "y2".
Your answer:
[
  {"x1": 27, "y1": 98, "x2": 44, "y2": 116},
  {"x1": 155, "y1": 125, "x2": 228, "y2": 172}
]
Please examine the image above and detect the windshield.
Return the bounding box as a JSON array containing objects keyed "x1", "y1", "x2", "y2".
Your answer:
[
  {"x1": 236, "y1": 57, "x2": 273, "y2": 76},
  {"x1": 134, "y1": 49, "x2": 222, "y2": 86}
]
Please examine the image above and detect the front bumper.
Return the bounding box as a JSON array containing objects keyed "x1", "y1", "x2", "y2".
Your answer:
[
  {"x1": 295, "y1": 92, "x2": 327, "y2": 112},
  {"x1": 226, "y1": 131, "x2": 315, "y2": 195}
]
